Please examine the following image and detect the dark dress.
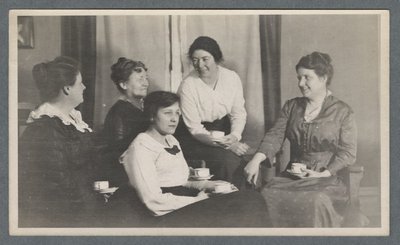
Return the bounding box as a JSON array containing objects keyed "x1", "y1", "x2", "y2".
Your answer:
[
  {"x1": 18, "y1": 116, "x2": 97, "y2": 227},
  {"x1": 175, "y1": 116, "x2": 247, "y2": 189},
  {"x1": 258, "y1": 95, "x2": 357, "y2": 227},
  {"x1": 100, "y1": 99, "x2": 148, "y2": 187}
]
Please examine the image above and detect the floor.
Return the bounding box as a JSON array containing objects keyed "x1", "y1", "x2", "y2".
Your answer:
[{"x1": 359, "y1": 186, "x2": 381, "y2": 227}]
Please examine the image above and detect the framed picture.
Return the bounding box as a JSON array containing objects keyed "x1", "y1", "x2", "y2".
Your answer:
[{"x1": 18, "y1": 16, "x2": 34, "y2": 48}]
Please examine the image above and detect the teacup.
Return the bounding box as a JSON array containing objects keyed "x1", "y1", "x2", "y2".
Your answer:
[
  {"x1": 291, "y1": 163, "x2": 307, "y2": 174},
  {"x1": 211, "y1": 130, "x2": 225, "y2": 138},
  {"x1": 214, "y1": 183, "x2": 232, "y2": 193},
  {"x1": 193, "y1": 168, "x2": 210, "y2": 178},
  {"x1": 93, "y1": 181, "x2": 109, "y2": 191}
]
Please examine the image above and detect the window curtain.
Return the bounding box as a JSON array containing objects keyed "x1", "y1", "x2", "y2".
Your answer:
[
  {"x1": 94, "y1": 16, "x2": 170, "y2": 129},
  {"x1": 259, "y1": 15, "x2": 281, "y2": 131},
  {"x1": 94, "y1": 15, "x2": 281, "y2": 149},
  {"x1": 61, "y1": 16, "x2": 97, "y2": 127}
]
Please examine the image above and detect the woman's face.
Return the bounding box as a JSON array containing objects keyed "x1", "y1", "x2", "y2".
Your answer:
[
  {"x1": 121, "y1": 67, "x2": 149, "y2": 99},
  {"x1": 67, "y1": 72, "x2": 86, "y2": 106},
  {"x1": 297, "y1": 67, "x2": 327, "y2": 100},
  {"x1": 152, "y1": 102, "x2": 181, "y2": 136},
  {"x1": 191, "y1": 49, "x2": 218, "y2": 78}
]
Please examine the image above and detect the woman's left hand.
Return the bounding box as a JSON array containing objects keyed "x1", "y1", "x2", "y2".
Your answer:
[
  {"x1": 300, "y1": 169, "x2": 332, "y2": 178},
  {"x1": 212, "y1": 134, "x2": 238, "y2": 148}
]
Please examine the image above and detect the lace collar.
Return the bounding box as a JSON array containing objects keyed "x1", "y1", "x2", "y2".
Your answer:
[{"x1": 27, "y1": 103, "x2": 92, "y2": 133}]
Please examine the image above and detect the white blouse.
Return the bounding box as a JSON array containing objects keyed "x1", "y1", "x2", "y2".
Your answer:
[
  {"x1": 120, "y1": 133, "x2": 208, "y2": 216},
  {"x1": 177, "y1": 66, "x2": 247, "y2": 141}
]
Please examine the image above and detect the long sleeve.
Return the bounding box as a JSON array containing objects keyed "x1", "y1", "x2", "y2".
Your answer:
[
  {"x1": 326, "y1": 110, "x2": 357, "y2": 175},
  {"x1": 178, "y1": 82, "x2": 211, "y2": 137},
  {"x1": 228, "y1": 73, "x2": 247, "y2": 141},
  {"x1": 257, "y1": 100, "x2": 292, "y2": 162},
  {"x1": 120, "y1": 141, "x2": 200, "y2": 216}
]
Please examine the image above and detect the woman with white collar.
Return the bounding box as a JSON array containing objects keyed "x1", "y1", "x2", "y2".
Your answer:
[{"x1": 19, "y1": 56, "x2": 95, "y2": 227}]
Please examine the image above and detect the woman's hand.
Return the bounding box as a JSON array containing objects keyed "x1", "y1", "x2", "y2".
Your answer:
[
  {"x1": 227, "y1": 142, "x2": 250, "y2": 156},
  {"x1": 300, "y1": 169, "x2": 332, "y2": 178},
  {"x1": 244, "y1": 159, "x2": 261, "y2": 186},
  {"x1": 212, "y1": 134, "x2": 238, "y2": 148},
  {"x1": 196, "y1": 190, "x2": 210, "y2": 201}
]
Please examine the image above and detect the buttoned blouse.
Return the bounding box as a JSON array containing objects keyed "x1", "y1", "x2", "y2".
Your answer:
[{"x1": 257, "y1": 95, "x2": 357, "y2": 175}]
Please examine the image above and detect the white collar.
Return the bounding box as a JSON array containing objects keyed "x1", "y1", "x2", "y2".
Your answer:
[{"x1": 27, "y1": 103, "x2": 92, "y2": 133}]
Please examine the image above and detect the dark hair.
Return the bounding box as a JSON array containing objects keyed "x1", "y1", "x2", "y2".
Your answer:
[
  {"x1": 295, "y1": 52, "x2": 334, "y2": 85},
  {"x1": 32, "y1": 56, "x2": 80, "y2": 102},
  {"x1": 110, "y1": 57, "x2": 147, "y2": 93},
  {"x1": 188, "y1": 36, "x2": 223, "y2": 63},
  {"x1": 144, "y1": 91, "x2": 180, "y2": 121}
]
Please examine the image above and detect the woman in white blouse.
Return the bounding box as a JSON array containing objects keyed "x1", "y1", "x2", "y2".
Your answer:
[
  {"x1": 120, "y1": 91, "x2": 269, "y2": 227},
  {"x1": 177, "y1": 36, "x2": 249, "y2": 187}
]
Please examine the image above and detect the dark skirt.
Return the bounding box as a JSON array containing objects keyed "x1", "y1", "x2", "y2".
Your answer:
[
  {"x1": 175, "y1": 116, "x2": 246, "y2": 188},
  {"x1": 101, "y1": 185, "x2": 270, "y2": 227},
  {"x1": 261, "y1": 174, "x2": 348, "y2": 227}
]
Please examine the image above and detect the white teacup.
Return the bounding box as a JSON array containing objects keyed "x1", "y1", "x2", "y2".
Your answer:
[
  {"x1": 193, "y1": 168, "x2": 210, "y2": 178},
  {"x1": 211, "y1": 130, "x2": 225, "y2": 138},
  {"x1": 214, "y1": 183, "x2": 232, "y2": 193},
  {"x1": 93, "y1": 181, "x2": 109, "y2": 191},
  {"x1": 291, "y1": 163, "x2": 307, "y2": 174}
]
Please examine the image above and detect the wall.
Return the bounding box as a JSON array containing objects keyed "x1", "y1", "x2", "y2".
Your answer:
[
  {"x1": 18, "y1": 16, "x2": 61, "y2": 106},
  {"x1": 280, "y1": 15, "x2": 381, "y2": 186}
]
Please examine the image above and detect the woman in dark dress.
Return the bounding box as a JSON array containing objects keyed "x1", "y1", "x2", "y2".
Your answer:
[
  {"x1": 100, "y1": 57, "x2": 149, "y2": 187},
  {"x1": 19, "y1": 56, "x2": 96, "y2": 227},
  {"x1": 177, "y1": 36, "x2": 249, "y2": 188},
  {"x1": 244, "y1": 52, "x2": 360, "y2": 227},
  {"x1": 119, "y1": 91, "x2": 269, "y2": 227}
]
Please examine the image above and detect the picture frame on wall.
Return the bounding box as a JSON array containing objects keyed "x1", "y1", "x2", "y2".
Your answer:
[{"x1": 18, "y1": 16, "x2": 34, "y2": 49}]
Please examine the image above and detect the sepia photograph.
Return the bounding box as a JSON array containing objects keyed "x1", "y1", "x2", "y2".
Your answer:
[{"x1": 8, "y1": 9, "x2": 389, "y2": 236}]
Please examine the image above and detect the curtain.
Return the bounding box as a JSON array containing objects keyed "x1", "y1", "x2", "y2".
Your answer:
[
  {"x1": 259, "y1": 15, "x2": 281, "y2": 131},
  {"x1": 94, "y1": 15, "x2": 281, "y2": 150},
  {"x1": 177, "y1": 15, "x2": 266, "y2": 149},
  {"x1": 94, "y1": 16, "x2": 170, "y2": 129},
  {"x1": 61, "y1": 16, "x2": 97, "y2": 127}
]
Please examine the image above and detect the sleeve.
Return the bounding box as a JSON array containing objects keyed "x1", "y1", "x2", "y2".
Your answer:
[
  {"x1": 228, "y1": 72, "x2": 247, "y2": 141},
  {"x1": 120, "y1": 142, "x2": 200, "y2": 216},
  {"x1": 326, "y1": 110, "x2": 357, "y2": 175},
  {"x1": 178, "y1": 81, "x2": 211, "y2": 136},
  {"x1": 257, "y1": 100, "x2": 292, "y2": 162}
]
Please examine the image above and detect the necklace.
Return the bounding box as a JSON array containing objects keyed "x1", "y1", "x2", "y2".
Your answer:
[{"x1": 304, "y1": 90, "x2": 328, "y2": 121}]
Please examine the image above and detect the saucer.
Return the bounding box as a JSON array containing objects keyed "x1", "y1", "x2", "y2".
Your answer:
[
  {"x1": 190, "y1": 175, "x2": 214, "y2": 181},
  {"x1": 287, "y1": 169, "x2": 307, "y2": 177},
  {"x1": 98, "y1": 187, "x2": 119, "y2": 194},
  {"x1": 211, "y1": 188, "x2": 238, "y2": 195}
]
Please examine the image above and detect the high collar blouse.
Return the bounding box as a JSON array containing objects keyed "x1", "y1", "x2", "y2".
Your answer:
[{"x1": 257, "y1": 95, "x2": 357, "y2": 175}]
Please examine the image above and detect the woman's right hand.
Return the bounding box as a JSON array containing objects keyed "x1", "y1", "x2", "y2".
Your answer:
[{"x1": 244, "y1": 159, "x2": 261, "y2": 186}]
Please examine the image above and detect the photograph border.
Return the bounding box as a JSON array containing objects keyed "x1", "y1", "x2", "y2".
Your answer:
[{"x1": 2, "y1": 0, "x2": 399, "y2": 244}]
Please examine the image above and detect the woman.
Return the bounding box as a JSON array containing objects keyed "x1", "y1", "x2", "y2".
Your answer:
[
  {"x1": 18, "y1": 56, "x2": 96, "y2": 227},
  {"x1": 244, "y1": 52, "x2": 358, "y2": 227},
  {"x1": 119, "y1": 91, "x2": 269, "y2": 227},
  {"x1": 177, "y1": 36, "x2": 249, "y2": 187},
  {"x1": 100, "y1": 57, "x2": 149, "y2": 187}
]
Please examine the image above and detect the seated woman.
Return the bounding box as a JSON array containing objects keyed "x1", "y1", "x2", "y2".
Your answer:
[
  {"x1": 177, "y1": 36, "x2": 249, "y2": 187},
  {"x1": 100, "y1": 57, "x2": 149, "y2": 187},
  {"x1": 119, "y1": 91, "x2": 269, "y2": 227},
  {"x1": 18, "y1": 56, "x2": 96, "y2": 227},
  {"x1": 244, "y1": 52, "x2": 359, "y2": 227}
]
